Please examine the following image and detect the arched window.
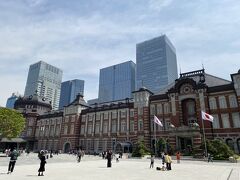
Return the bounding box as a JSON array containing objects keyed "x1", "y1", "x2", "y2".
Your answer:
[
  {"x1": 237, "y1": 139, "x2": 240, "y2": 154},
  {"x1": 182, "y1": 99, "x2": 196, "y2": 126},
  {"x1": 226, "y1": 138, "x2": 234, "y2": 150}
]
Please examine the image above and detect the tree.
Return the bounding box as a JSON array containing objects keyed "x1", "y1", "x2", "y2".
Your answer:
[
  {"x1": 157, "y1": 138, "x2": 166, "y2": 152},
  {"x1": 132, "y1": 139, "x2": 149, "y2": 157},
  {"x1": 205, "y1": 139, "x2": 235, "y2": 160},
  {"x1": 0, "y1": 108, "x2": 25, "y2": 138}
]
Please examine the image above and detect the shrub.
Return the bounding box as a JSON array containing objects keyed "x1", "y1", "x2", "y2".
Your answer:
[
  {"x1": 205, "y1": 139, "x2": 235, "y2": 160},
  {"x1": 132, "y1": 139, "x2": 149, "y2": 157}
]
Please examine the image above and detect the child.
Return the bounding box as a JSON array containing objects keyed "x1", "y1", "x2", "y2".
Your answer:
[{"x1": 150, "y1": 155, "x2": 154, "y2": 168}]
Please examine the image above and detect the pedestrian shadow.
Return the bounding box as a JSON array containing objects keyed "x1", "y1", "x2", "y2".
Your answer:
[{"x1": 0, "y1": 173, "x2": 8, "y2": 175}]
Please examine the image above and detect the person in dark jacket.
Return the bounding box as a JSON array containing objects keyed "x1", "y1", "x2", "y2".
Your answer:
[
  {"x1": 38, "y1": 150, "x2": 47, "y2": 176},
  {"x1": 7, "y1": 148, "x2": 19, "y2": 174},
  {"x1": 106, "y1": 150, "x2": 112, "y2": 168}
]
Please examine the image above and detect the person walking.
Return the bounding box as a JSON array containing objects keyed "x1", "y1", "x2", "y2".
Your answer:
[
  {"x1": 77, "y1": 149, "x2": 82, "y2": 163},
  {"x1": 38, "y1": 150, "x2": 47, "y2": 176},
  {"x1": 106, "y1": 150, "x2": 112, "y2": 168},
  {"x1": 165, "y1": 153, "x2": 172, "y2": 170},
  {"x1": 7, "y1": 148, "x2": 19, "y2": 174},
  {"x1": 176, "y1": 151, "x2": 181, "y2": 164},
  {"x1": 116, "y1": 153, "x2": 119, "y2": 163},
  {"x1": 207, "y1": 153, "x2": 213, "y2": 163},
  {"x1": 150, "y1": 155, "x2": 154, "y2": 168}
]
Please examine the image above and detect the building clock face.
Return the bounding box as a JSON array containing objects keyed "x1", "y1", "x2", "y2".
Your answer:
[{"x1": 180, "y1": 84, "x2": 192, "y2": 94}]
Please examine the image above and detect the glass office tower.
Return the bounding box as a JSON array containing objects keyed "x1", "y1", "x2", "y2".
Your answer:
[
  {"x1": 136, "y1": 35, "x2": 178, "y2": 93},
  {"x1": 98, "y1": 61, "x2": 136, "y2": 103},
  {"x1": 6, "y1": 93, "x2": 20, "y2": 109},
  {"x1": 24, "y1": 61, "x2": 63, "y2": 110},
  {"x1": 59, "y1": 79, "x2": 85, "y2": 109}
]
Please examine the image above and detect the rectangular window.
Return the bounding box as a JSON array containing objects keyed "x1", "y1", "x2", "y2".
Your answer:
[
  {"x1": 80, "y1": 125, "x2": 85, "y2": 135},
  {"x1": 130, "y1": 110, "x2": 134, "y2": 117},
  {"x1": 221, "y1": 114, "x2": 230, "y2": 128},
  {"x1": 70, "y1": 124, "x2": 74, "y2": 134},
  {"x1": 44, "y1": 126, "x2": 49, "y2": 137},
  {"x1": 121, "y1": 120, "x2": 127, "y2": 132},
  {"x1": 130, "y1": 120, "x2": 134, "y2": 132},
  {"x1": 138, "y1": 107, "x2": 143, "y2": 115},
  {"x1": 95, "y1": 122, "x2": 100, "y2": 134},
  {"x1": 229, "y1": 95, "x2": 238, "y2": 108},
  {"x1": 82, "y1": 115, "x2": 86, "y2": 122},
  {"x1": 138, "y1": 119, "x2": 143, "y2": 131},
  {"x1": 112, "y1": 111, "x2": 117, "y2": 119},
  {"x1": 64, "y1": 125, "x2": 68, "y2": 135},
  {"x1": 50, "y1": 126, "x2": 54, "y2": 136},
  {"x1": 65, "y1": 116, "x2": 69, "y2": 123},
  {"x1": 103, "y1": 121, "x2": 108, "y2": 133},
  {"x1": 219, "y1": 96, "x2": 227, "y2": 109},
  {"x1": 150, "y1": 104, "x2": 155, "y2": 115},
  {"x1": 96, "y1": 113, "x2": 100, "y2": 120},
  {"x1": 35, "y1": 127, "x2": 39, "y2": 137},
  {"x1": 232, "y1": 112, "x2": 240, "y2": 128},
  {"x1": 164, "y1": 103, "x2": 170, "y2": 113},
  {"x1": 55, "y1": 125, "x2": 60, "y2": 136},
  {"x1": 27, "y1": 128, "x2": 32, "y2": 136},
  {"x1": 121, "y1": 111, "x2": 126, "y2": 118},
  {"x1": 212, "y1": 114, "x2": 220, "y2": 129},
  {"x1": 111, "y1": 120, "x2": 117, "y2": 133},
  {"x1": 104, "y1": 112, "x2": 108, "y2": 119},
  {"x1": 88, "y1": 124, "x2": 92, "y2": 134},
  {"x1": 209, "y1": 97, "x2": 217, "y2": 110},
  {"x1": 157, "y1": 104, "x2": 162, "y2": 114}
]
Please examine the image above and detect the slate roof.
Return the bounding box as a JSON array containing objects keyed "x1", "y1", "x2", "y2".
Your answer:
[{"x1": 156, "y1": 72, "x2": 231, "y2": 95}]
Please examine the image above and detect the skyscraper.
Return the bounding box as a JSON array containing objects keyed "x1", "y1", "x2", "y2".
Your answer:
[
  {"x1": 24, "y1": 61, "x2": 63, "y2": 110},
  {"x1": 59, "y1": 79, "x2": 85, "y2": 109},
  {"x1": 136, "y1": 35, "x2": 178, "y2": 93},
  {"x1": 98, "y1": 61, "x2": 136, "y2": 103},
  {"x1": 6, "y1": 92, "x2": 20, "y2": 109}
]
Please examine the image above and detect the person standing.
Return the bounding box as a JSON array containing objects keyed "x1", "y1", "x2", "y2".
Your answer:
[
  {"x1": 176, "y1": 151, "x2": 181, "y2": 164},
  {"x1": 38, "y1": 150, "x2": 47, "y2": 176},
  {"x1": 7, "y1": 148, "x2": 19, "y2": 174},
  {"x1": 106, "y1": 150, "x2": 112, "y2": 168},
  {"x1": 150, "y1": 155, "x2": 154, "y2": 168},
  {"x1": 165, "y1": 153, "x2": 172, "y2": 170},
  {"x1": 161, "y1": 152, "x2": 165, "y2": 166}
]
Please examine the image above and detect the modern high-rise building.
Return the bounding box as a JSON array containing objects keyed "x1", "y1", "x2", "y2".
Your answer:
[
  {"x1": 24, "y1": 61, "x2": 63, "y2": 110},
  {"x1": 136, "y1": 35, "x2": 178, "y2": 93},
  {"x1": 59, "y1": 79, "x2": 85, "y2": 109},
  {"x1": 98, "y1": 61, "x2": 136, "y2": 103},
  {"x1": 6, "y1": 92, "x2": 20, "y2": 109}
]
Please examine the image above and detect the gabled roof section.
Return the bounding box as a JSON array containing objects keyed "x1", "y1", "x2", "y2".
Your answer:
[
  {"x1": 156, "y1": 69, "x2": 231, "y2": 95},
  {"x1": 204, "y1": 74, "x2": 231, "y2": 87},
  {"x1": 66, "y1": 94, "x2": 89, "y2": 108}
]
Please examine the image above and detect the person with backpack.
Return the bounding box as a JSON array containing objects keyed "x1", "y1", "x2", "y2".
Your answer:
[{"x1": 7, "y1": 148, "x2": 19, "y2": 174}]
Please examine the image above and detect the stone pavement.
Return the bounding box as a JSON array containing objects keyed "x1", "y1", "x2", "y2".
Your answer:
[{"x1": 0, "y1": 154, "x2": 239, "y2": 180}]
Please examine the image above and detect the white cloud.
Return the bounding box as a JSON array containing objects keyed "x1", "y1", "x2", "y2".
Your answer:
[
  {"x1": 1, "y1": 0, "x2": 240, "y2": 106},
  {"x1": 149, "y1": 0, "x2": 173, "y2": 11}
]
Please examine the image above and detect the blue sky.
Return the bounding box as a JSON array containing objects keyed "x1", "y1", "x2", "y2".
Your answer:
[{"x1": 1, "y1": 0, "x2": 240, "y2": 106}]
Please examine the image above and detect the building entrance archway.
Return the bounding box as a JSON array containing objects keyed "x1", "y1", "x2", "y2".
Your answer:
[{"x1": 64, "y1": 142, "x2": 71, "y2": 153}]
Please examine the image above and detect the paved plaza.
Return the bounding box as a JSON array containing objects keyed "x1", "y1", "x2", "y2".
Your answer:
[{"x1": 0, "y1": 154, "x2": 239, "y2": 180}]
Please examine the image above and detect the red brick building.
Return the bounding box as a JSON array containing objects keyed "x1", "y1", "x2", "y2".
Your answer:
[{"x1": 12, "y1": 69, "x2": 240, "y2": 154}]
